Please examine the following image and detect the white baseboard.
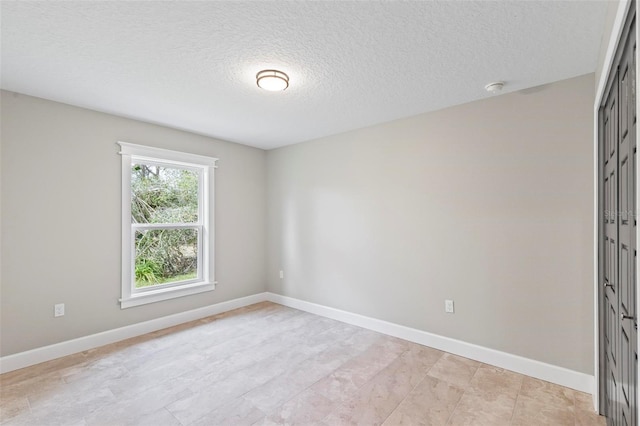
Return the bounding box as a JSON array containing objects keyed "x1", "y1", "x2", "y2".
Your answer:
[
  {"x1": 0, "y1": 292, "x2": 269, "y2": 374},
  {"x1": 265, "y1": 292, "x2": 595, "y2": 395},
  {"x1": 1, "y1": 290, "x2": 595, "y2": 398}
]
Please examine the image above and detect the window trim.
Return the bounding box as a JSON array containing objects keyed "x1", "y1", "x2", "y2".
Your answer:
[{"x1": 117, "y1": 141, "x2": 218, "y2": 309}]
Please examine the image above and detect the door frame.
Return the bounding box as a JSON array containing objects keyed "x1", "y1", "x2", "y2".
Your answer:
[{"x1": 595, "y1": 0, "x2": 638, "y2": 414}]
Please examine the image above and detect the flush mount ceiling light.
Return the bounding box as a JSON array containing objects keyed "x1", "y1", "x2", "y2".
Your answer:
[
  {"x1": 256, "y1": 69, "x2": 289, "y2": 91},
  {"x1": 484, "y1": 81, "x2": 504, "y2": 94}
]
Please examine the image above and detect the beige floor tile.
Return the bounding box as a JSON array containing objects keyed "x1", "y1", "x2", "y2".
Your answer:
[
  {"x1": 1, "y1": 413, "x2": 86, "y2": 426},
  {"x1": 188, "y1": 315, "x2": 341, "y2": 392},
  {"x1": 260, "y1": 389, "x2": 334, "y2": 425},
  {"x1": 3, "y1": 387, "x2": 113, "y2": 426},
  {"x1": 79, "y1": 336, "x2": 162, "y2": 370},
  {"x1": 574, "y1": 391, "x2": 596, "y2": 412},
  {"x1": 87, "y1": 407, "x2": 181, "y2": 426},
  {"x1": 1, "y1": 353, "x2": 88, "y2": 387},
  {"x1": 0, "y1": 397, "x2": 30, "y2": 422},
  {"x1": 28, "y1": 386, "x2": 115, "y2": 417},
  {"x1": 575, "y1": 408, "x2": 607, "y2": 426},
  {"x1": 106, "y1": 360, "x2": 198, "y2": 398},
  {"x1": 467, "y1": 365, "x2": 523, "y2": 398},
  {"x1": 322, "y1": 349, "x2": 432, "y2": 425},
  {"x1": 62, "y1": 364, "x2": 130, "y2": 386},
  {"x1": 519, "y1": 376, "x2": 576, "y2": 409},
  {"x1": 165, "y1": 369, "x2": 260, "y2": 425},
  {"x1": 447, "y1": 389, "x2": 517, "y2": 426},
  {"x1": 511, "y1": 394, "x2": 575, "y2": 425},
  {"x1": 426, "y1": 353, "x2": 480, "y2": 388},
  {"x1": 573, "y1": 392, "x2": 606, "y2": 426},
  {"x1": 191, "y1": 397, "x2": 265, "y2": 426},
  {"x1": 0, "y1": 302, "x2": 608, "y2": 426},
  {"x1": 84, "y1": 378, "x2": 192, "y2": 425},
  {"x1": 1, "y1": 372, "x2": 64, "y2": 403},
  {"x1": 243, "y1": 335, "x2": 366, "y2": 413},
  {"x1": 310, "y1": 336, "x2": 408, "y2": 402},
  {"x1": 401, "y1": 344, "x2": 445, "y2": 372},
  {"x1": 383, "y1": 376, "x2": 464, "y2": 426},
  {"x1": 321, "y1": 382, "x2": 402, "y2": 426}
]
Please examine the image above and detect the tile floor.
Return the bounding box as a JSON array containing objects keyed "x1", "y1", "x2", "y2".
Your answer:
[{"x1": 0, "y1": 302, "x2": 606, "y2": 425}]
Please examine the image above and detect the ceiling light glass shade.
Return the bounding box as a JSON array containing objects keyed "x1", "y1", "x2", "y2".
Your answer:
[{"x1": 256, "y1": 70, "x2": 289, "y2": 91}]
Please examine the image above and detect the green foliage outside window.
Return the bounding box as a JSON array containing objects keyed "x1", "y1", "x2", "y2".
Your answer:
[{"x1": 132, "y1": 164, "x2": 199, "y2": 288}]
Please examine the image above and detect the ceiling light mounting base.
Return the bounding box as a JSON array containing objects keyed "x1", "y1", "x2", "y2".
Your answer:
[{"x1": 485, "y1": 81, "x2": 505, "y2": 94}]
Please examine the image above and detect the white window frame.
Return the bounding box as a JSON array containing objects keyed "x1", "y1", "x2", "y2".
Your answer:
[{"x1": 118, "y1": 141, "x2": 218, "y2": 309}]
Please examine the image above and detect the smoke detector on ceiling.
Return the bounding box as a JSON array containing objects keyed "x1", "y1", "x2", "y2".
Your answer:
[{"x1": 484, "y1": 82, "x2": 504, "y2": 94}]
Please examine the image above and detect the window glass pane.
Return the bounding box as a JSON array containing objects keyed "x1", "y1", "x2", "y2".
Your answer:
[
  {"x1": 131, "y1": 164, "x2": 199, "y2": 224},
  {"x1": 134, "y1": 228, "x2": 198, "y2": 288}
]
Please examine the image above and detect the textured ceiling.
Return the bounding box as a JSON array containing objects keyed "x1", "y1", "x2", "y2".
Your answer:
[{"x1": 2, "y1": 1, "x2": 608, "y2": 150}]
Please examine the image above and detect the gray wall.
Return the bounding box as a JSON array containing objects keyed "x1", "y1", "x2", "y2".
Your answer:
[
  {"x1": 1, "y1": 73, "x2": 597, "y2": 376},
  {"x1": 267, "y1": 73, "x2": 596, "y2": 374},
  {"x1": 1, "y1": 92, "x2": 267, "y2": 356}
]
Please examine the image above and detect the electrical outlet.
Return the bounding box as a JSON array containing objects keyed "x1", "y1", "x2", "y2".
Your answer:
[
  {"x1": 54, "y1": 303, "x2": 65, "y2": 317},
  {"x1": 279, "y1": 270, "x2": 284, "y2": 279},
  {"x1": 445, "y1": 299, "x2": 454, "y2": 313}
]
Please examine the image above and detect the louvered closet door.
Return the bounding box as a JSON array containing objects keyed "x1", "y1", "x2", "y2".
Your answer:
[
  {"x1": 617, "y1": 17, "x2": 637, "y2": 426},
  {"x1": 604, "y1": 67, "x2": 621, "y2": 426},
  {"x1": 601, "y1": 10, "x2": 637, "y2": 426}
]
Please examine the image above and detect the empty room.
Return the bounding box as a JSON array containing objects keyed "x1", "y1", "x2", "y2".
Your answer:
[{"x1": 0, "y1": 1, "x2": 636, "y2": 425}]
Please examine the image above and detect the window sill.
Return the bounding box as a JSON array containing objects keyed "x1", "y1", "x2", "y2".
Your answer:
[{"x1": 120, "y1": 281, "x2": 215, "y2": 309}]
